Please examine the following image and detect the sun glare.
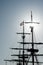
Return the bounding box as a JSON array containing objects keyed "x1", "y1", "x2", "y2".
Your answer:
[{"x1": 24, "y1": 20, "x2": 40, "y2": 34}]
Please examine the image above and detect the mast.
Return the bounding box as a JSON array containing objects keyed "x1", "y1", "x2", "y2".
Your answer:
[
  {"x1": 21, "y1": 21, "x2": 25, "y2": 65},
  {"x1": 22, "y1": 21, "x2": 25, "y2": 65},
  {"x1": 31, "y1": 11, "x2": 34, "y2": 65}
]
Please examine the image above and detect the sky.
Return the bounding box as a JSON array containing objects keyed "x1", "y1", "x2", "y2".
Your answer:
[{"x1": 0, "y1": 0, "x2": 43, "y2": 65}]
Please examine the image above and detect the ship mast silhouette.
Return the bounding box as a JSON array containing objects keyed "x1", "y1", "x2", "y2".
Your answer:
[{"x1": 4, "y1": 11, "x2": 43, "y2": 65}]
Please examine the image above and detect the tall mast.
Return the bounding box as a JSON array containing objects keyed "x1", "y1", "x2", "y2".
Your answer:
[
  {"x1": 22, "y1": 21, "x2": 25, "y2": 65},
  {"x1": 31, "y1": 11, "x2": 34, "y2": 65}
]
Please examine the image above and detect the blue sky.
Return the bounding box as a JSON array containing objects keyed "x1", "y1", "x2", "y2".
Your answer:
[{"x1": 0, "y1": 0, "x2": 43, "y2": 65}]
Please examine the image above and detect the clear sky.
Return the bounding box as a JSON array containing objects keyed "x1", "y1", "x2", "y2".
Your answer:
[{"x1": 0, "y1": 0, "x2": 43, "y2": 65}]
